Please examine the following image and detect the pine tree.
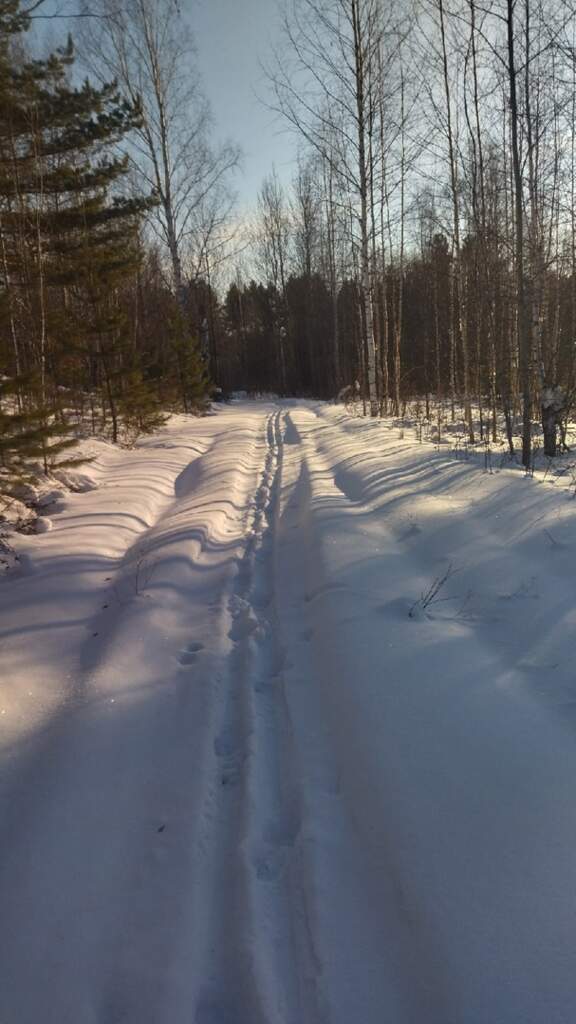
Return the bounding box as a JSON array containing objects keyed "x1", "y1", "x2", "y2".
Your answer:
[
  {"x1": 0, "y1": 1, "x2": 157, "y2": 478},
  {"x1": 170, "y1": 309, "x2": 210, "y2": 415},
  {"x1": 0, "y1": 376, "x2": 78, "y2": 483}
]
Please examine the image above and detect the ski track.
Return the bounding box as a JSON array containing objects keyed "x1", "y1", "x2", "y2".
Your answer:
[
  {"x1": 192, "y1": 409, "x2": 321, "y2": 1024},
  {"x1": 3, "y1": 400, "x2": 576, "y2": 1022}
]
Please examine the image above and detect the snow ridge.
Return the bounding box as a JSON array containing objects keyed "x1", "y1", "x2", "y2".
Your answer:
[{"x1": 5, "y1": 400, "x2": 576, "y2": 1023}]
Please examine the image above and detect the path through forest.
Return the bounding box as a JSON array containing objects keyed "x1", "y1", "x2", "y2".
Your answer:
[{"x1": 2, "y1": 400, "x2": 576, "y2": 1023}]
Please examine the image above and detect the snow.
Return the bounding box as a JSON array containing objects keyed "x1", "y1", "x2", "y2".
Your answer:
[
  {"x1": 2, "y1": 400, "x2": 576, "y2": 1022},
  {"x1": 33, "y1": 515, "x2": 53, "y2": 533},
  {"x1": 0, "y1": 538, "x2": 19, "y2": 574}
]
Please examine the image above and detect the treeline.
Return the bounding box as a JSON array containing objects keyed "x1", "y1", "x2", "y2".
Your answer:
[
  {"x1": 214, "y1": 0, "x2": 576, "y2": 463},
  {"x1": 216, "y1": 173, "x2": 576, "y2": 459},
  {"x1": 0, "y1": 0, "x2": 236, "y2": 490},
  {"x1": 5, "y1": 0, "x2": 576, "y2": 490}
]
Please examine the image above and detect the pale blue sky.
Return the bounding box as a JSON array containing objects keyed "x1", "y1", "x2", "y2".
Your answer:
[
  {"x1": 33, "y1": 0, "x2": 297, "y2": 214},
  {"x1": 191, "y1": 0, "x2": 296, "y2": 212}
]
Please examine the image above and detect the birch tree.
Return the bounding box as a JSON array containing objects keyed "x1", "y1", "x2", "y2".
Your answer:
[
  {"x1": 79, "y1": 0, "x2": 240, "y2": 310},
  {"x1": 268, "y1": 0, "x2": 400, "y2": 415}
]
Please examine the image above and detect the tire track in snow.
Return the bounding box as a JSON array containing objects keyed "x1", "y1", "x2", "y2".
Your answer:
[{"x1": 194, "y1": 409, "x2": 321, "y2": 1024}]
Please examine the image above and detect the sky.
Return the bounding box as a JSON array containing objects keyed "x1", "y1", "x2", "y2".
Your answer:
[
  {"x1": 32, "y1": 0, "x2": 298, "y2": 216},
  {"x1": 190, "y1": 0, "x2": 297, "y2": 214}
]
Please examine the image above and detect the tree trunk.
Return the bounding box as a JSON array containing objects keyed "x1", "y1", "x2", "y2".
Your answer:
[
  {"x1": 507, "y1": 0, "x2": 532, "y2": 468},
  {"x1": 352, "y1": 0, "x2": 378, "y2": 417}
]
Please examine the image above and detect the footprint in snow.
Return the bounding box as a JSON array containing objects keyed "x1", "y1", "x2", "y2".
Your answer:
[
  {"x1": 252, "y1": 844, "x2": 288, "y2": 883},
  {"x1": 220, "y1": 766, "x2": 242, "y2": 788},
  {"x1": 177, "y1": 641, "x2": 204, "y2": 665},
  {"x1": 401, "y1": 522, "x2": 422, "y2": 540},
  {"x1": 228, "y1": 611, "x2": 259, "y2": 642},
  {"x1": 213, "y1": 727, "x2": 240, "y2": 758}
]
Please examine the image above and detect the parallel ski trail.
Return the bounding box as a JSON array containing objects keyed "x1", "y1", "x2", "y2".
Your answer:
[
  {"x1": 193, "y1": 408, "x2": 319, "y2": 1024},
  {"x1": 8, "y1": 400, "x2": 576, "y2": 1024}
]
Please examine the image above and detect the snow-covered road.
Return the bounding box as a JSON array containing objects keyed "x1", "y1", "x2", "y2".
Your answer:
[{"x1": 3, "y1": 400, "x2": 576, "y2": 1023}]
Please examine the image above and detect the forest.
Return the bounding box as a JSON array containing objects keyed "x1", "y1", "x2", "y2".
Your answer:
[
  {"x1": 2, "y1": 0, "x2": 576, "y2": 498},
  {"x1": 6, "y1": 4, "x2": 576, "y2": 1019}
]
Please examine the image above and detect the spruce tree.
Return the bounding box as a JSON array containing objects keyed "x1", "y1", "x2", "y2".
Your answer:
[
  {"x1": 170, "y1": 309, "x2": 210, "y2": 415},
  {"x1": 0, "y1": 1, "x2": 156, "y2": 480}
]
